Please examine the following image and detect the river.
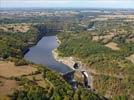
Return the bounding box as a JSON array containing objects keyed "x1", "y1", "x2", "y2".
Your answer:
[{"x1": 24, "y1": 36, "x2": 72, "y2": 74}]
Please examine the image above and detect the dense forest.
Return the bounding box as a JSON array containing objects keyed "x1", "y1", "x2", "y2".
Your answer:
[
  {"x1": 57, "y1": 19, "x2": 134, "y2": 99},
  {"x1": 0, "y1": 25, "x2": 43, "y2": 57}
]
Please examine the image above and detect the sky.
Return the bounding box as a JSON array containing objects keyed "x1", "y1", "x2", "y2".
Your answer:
[{"x1": 0, "y1": 0, "x2": 134, "y2": 8}]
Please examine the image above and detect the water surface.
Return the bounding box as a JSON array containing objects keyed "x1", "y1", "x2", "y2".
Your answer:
[{"x1": 24, "y1": 36, "x2": 72, "y2": 74}]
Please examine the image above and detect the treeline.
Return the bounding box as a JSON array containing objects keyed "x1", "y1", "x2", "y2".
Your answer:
[{"x1": 0, "y1": 16, "x2": 77, "y2": 31}]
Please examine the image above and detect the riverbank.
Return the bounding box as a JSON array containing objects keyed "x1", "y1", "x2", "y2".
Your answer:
[{"x1": 52, "y1": 36, "x2": 93, "y2": 88}]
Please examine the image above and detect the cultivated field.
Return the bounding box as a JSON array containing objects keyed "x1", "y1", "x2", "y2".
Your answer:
[
  {"x1": 0, "y1": 61, "x2": 37, "y2": 78},
  {"x1": 0, "y1": 61, "x2": 36, "y2": 98},
  {"x1": 0, "y1": 78, "x2": 18, "y2": 99}
]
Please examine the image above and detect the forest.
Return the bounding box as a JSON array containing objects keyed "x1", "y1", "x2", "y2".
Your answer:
[{"x1": 57, "y1": 19, "x2": 134, "y2": 99}]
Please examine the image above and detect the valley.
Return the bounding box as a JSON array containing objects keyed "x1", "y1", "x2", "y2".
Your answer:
[{"x1": 0, "y1": 8, "x2": 134, "y2": 100}]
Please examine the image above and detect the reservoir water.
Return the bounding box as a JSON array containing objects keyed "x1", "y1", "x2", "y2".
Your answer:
[{"x1": 24, "y1": 36, "x2": 72, "y2": 74}]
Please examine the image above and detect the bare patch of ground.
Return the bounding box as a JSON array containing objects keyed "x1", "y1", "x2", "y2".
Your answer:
[
  {"x1": 91, "y1": 15, "x2": 134, "y2": 21},
  {"x1": 126, "y1": 34, "x2": 134, "y2": 43},
  {"x1": 0, "y1": 61, "x2": 37, "y2": 78},
  {"x1": 126, "y1": 54, "x2": 134, "y2": 64},
  {"x1": 92, "y1": 33, "x2": 115, "y2": 42},
  {"x1": 98, "y1": 15, "x2": 134, "y2": 19},
  {"x1": 105, "y1": 42, "x2": 120, "y2": 50},
  {"x1": 0, "y1": 78, "x2": 18, "y2": 99}
]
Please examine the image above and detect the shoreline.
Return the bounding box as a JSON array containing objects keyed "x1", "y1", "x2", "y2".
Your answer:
[
  {"x1": 52, "y1": 36, "x2": 93, "y2": 88},
  {"x1": 23, "y1": 33, "x2": 44, "y2": 56}
]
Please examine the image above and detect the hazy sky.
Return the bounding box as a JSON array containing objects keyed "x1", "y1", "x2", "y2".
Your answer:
[{"x1": 0, "y1": 0, "x2": 134, "y2": 8}]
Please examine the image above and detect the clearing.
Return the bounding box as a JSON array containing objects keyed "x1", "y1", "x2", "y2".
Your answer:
[
  {"x1": 0, "y1": 78, "x2": 18, "y2": 99},
  {"x1": 105, "y1": 42, "x2": 120, "y2": 50},
  {"x1": 0, "y1": 61, "x2": 37, "y2": 78},
  {"x1": 126, "y1": 54, "x2": 134, "y2": 64}
]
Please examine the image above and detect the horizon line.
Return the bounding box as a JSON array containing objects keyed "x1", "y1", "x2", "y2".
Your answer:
[{"x1": 1, "y1": 7, "x2": 134, "y2": 10}]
